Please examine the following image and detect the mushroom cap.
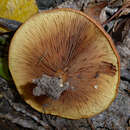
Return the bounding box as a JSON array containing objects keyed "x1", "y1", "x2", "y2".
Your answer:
[{"x1": 9, "y1": 8, "x2": 120, "y2": 119}]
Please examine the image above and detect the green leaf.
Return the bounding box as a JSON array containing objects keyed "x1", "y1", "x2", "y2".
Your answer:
[
  {"x1": 0, "y1": 57, "x2": 11, "y2": 80},
  {"x1": 0, "y1": 36, "x2": 6, "y2": 45}
]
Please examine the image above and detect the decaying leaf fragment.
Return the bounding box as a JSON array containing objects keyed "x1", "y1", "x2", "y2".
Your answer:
[
  {"x1": 0, "y1": 0, "x2": 38, "y2": 32},
  {"x1": 84, "y1": 2, "x2": 108, "y2": 23}
]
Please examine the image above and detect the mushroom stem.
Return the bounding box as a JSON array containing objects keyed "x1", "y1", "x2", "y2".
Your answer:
[
  {"x1": 0, "y1": 17, "x2": 22, "y2": 31},
  {"x1": 32, "y1": 74, "x2": 70, "y2": 100}
]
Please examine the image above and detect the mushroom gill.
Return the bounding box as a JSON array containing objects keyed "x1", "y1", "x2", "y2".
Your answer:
[{"x1": 9, "y1": 8, "x2": 120, "y2": 119}]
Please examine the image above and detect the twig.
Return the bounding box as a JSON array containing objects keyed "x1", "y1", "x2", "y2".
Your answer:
[
  {"x1": 0, "y1": 31, "x2": 15, "y2": 36},
  {"x1": 0, "y1": 17, "x2": 22, "y2": 31},
  {"x1": 87, "y1": 119, "x2": 95, "y2": 130}
]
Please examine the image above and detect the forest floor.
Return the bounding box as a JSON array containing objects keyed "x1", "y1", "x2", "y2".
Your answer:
[{"x1": 0, "y1": 0, "x2": 129, "y2": 130}]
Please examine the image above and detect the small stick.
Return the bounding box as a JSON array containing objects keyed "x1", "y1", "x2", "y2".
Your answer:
[
  {"x1": 0, "y1": 17, "x2": 22, "y2": 31},
  {"x1": 87, "y1": 119, "x2": 95, "y2": 130}
]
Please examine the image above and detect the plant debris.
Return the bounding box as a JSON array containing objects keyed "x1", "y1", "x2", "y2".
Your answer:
[{"x1": 33, "y1": 74, "x2": 70, "y2": 99}]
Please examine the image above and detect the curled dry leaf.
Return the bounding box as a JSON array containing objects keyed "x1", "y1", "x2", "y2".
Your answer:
[
  {"x1": 109, "y1": 0, "x2": 123, "y2": 7},
  {"x1": 84, "y1": 2, "x2": 108, "y2": 23},
  {"x1": 119, "y1": 7, "x2": 130, "y2": 17},
  {"x1": 9, "y1": 8, "x2": 120, "y2": 119},
  {"x1": 0, "y1": 0, "x2": 38, "y2": 32}
]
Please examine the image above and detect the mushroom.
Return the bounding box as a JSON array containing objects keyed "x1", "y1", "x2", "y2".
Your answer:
[{"x1": 9, "y1": 8, "x2": 120, "y2": 119}]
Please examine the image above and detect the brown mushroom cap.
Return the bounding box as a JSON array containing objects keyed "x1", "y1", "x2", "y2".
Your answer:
[{"x1": 9, "y1": 8, "x2": 120, "y2": 119}]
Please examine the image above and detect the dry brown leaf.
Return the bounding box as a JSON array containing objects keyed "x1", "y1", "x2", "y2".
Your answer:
[{"x1": 84, "y1": 2, "x2": 108, "y2": 23}]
